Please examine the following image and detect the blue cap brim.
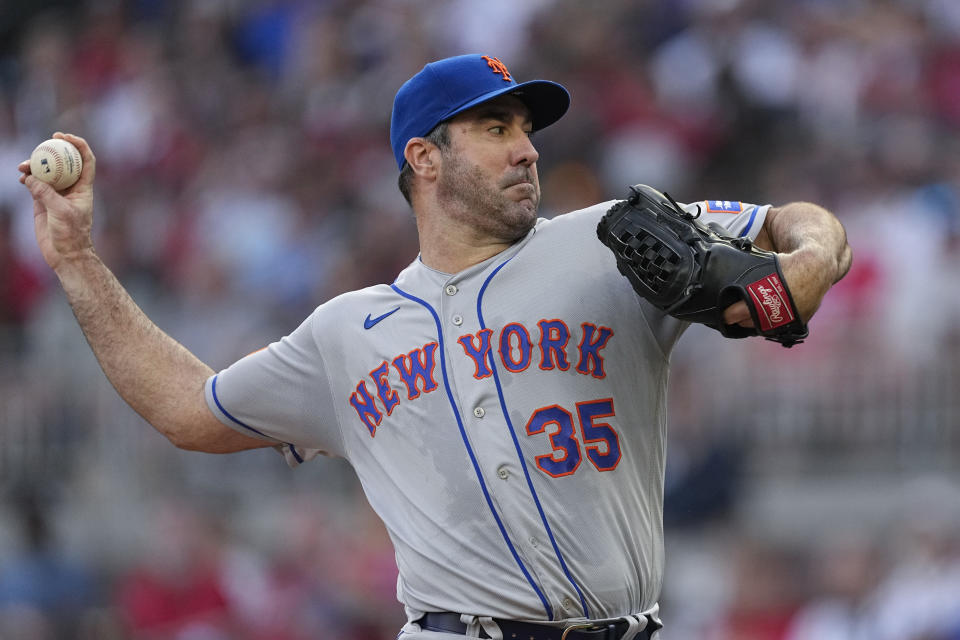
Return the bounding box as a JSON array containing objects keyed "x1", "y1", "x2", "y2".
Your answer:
[{"x1": 440, "y1": 79, "x2": 570, "y2": 135}]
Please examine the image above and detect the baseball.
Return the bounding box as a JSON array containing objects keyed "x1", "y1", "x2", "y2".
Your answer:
[{"x1": 29, "y1": 138, "x2": 83, "y2": 191}]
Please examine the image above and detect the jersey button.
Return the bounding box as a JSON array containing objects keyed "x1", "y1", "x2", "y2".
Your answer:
[
  {"x1": 528, "y1": 537, "x2": 539, "y2": 548},
  {"x1": 445, "y1": 284, "x2": 458, "y2": 296},
  {"x1": 452, "y1": 314, "x2": 463, "y2": 326},
  {"x1": 497, "y1": 466, "x2": 509, "y2": 479},
  {"x1": 473, "y1": 407, "x2": 485, "y2": 418},
  {"x1": 563, "y1": 597, "x2": 575, "y2": 610}
]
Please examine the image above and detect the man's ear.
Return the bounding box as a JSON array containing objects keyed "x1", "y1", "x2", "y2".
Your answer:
[{"x1": 404, "y1": 138, "x2": 439, "y2": 180}]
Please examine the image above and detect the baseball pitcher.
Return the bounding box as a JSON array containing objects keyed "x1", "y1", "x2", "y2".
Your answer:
[{"x1": 18, "y1": 54, "x2": 852, "y2": 640}]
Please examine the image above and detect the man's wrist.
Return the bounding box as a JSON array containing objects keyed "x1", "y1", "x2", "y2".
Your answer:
[{"x1": 54, "y1": 249, "x2": 103, "y2": 288}]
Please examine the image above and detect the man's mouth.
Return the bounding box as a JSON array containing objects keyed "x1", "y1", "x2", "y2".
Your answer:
[
  {"x1": 506, "y1": 178, "x2": 536, "y2": 195},
  {"x1": 503, "y1": 171, "x2": 534, "y2": 189}
]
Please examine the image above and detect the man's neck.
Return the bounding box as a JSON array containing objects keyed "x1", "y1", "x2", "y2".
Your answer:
[
  {"x1": 414, "y1": 206, "x2": 522, "y2": 273},
  {"x1": 418, "y1": 234, "x2": 514, "y2": 274}
]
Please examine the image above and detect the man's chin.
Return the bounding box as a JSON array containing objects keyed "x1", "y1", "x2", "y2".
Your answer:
[
  {"x1": 510, "y1": 196, "x2": 538, "y2": 219},
  {"x1": 505, "y1": 203, "x2": 538, "y2": 238},
  {"x1": 518, "y1": 198, "x2": 538, "y2": 215}
]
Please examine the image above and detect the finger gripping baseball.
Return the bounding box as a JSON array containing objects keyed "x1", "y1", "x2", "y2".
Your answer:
[{"x1": 596, "y1": 184, "x2": 809, "y2": 347}]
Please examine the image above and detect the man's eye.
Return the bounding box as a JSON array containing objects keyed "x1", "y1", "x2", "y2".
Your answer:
[{"x1": 489, "y1": 126, "x2": 505, "y2": 135}]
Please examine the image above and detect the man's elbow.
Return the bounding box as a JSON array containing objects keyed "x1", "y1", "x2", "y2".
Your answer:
[
  {"x1": 162, "y1": 421, "x2": 213, "y2": 452},
  {"x1": 153, "y1": 411, "x2": 225, "y2": 452},
  {"x1": 835, "y1": 242, "x2": 853, "y2": 283},
  {"x1": 161, "y1": 417, "x2": 270, "y2": 454}
]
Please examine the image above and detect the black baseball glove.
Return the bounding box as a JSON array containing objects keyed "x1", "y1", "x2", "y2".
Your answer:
[{"x1": 596, "y1": 184, "x2": 808, "y2": 347}]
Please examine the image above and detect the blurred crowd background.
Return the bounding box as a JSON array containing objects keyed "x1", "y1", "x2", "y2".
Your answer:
[{"x1": 0, "y1": 0, "x2": 959, "y2": 638}]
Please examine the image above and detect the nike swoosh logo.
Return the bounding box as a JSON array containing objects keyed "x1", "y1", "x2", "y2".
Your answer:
[{"x1": 364, "y1": 307, "x2": 400, "y2": 330}]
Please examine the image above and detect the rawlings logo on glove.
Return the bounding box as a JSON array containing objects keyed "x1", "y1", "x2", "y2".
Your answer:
[{"x1": 596, "y1": 184, "x2": 808, "y2": 348}]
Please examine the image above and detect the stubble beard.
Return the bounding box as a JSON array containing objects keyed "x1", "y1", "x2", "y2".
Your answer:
[{"x1": 437, "y1": 152, "x2": 540, "y2": 243}]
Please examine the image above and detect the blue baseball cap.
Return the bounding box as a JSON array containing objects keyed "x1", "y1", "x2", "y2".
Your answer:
[{"x1": 390, "y1": 54, "x2": 570, "y2": 169}]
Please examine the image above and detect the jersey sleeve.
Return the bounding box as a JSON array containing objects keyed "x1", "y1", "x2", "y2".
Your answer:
[
  {"x1": 682, "y1": 199, "x2": 769, "y2": 241},
  {"x1": 203, "y1": 309, "x2": 345, "y2": 464}
]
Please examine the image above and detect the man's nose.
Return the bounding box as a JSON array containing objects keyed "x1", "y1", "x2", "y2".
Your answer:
[{"x1": 513, "y1": 133, "x2": 539, "y2": 167}]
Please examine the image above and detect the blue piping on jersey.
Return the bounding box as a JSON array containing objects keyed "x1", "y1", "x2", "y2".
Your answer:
[
  {"x1": 738, "y1": 206, "x2": 759, "y2": 238},
  {"x1": 477, "y1": 259, "x2": 591, "y2": 619},
  {"x1": 211, "y1": 375, "x2": 303, "y2": 463},
  {"x1": 390, "y1": 283, "x2": 554, "y2": 620}
]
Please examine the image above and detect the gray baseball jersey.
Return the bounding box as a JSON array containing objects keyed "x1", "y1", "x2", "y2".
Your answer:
[{"x1": 204, "y1": 198, "x2": 767, "y2": 624}]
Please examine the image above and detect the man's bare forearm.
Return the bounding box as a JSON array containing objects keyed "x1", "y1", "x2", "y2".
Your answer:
[
  {"x1": 754, "y1": 202, "x2": 852, "y2": 322},
  {"x1": 765, "y1": 202, "x2": 852, "y2": 282},
  {"x1": 54, "y1": 250, "x2": 267, "y2": 453},
  {"x1": 18, "y1": 134, "x2": 266, "y2": 452}
]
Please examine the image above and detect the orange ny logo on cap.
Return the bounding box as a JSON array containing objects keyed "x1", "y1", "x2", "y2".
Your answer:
[{"x1": 481, "y1": 55, "x2": 512, "y2": 82}]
